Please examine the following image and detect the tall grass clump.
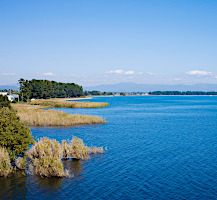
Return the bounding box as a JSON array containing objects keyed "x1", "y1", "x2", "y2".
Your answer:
[
  {"x1": 26, "y1": 137, "x2": 67, "y2": 177},
  {"x1": 0, "y1": 146, "x2": 12, "y2": 177},
  {"x1": 31, "y1": 99, "x2": 109, "y2": 108}
]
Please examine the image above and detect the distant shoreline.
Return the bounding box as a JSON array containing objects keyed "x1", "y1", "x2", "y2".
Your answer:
[
  {"x1": 146, "y1": 95, "x2": 217, "y2": 96},
  {"x1": 83, "y1": 95, "x2": 217, "y2": 97},
  {"x1": 51, "y1": 97, "x2": 93, "y2": 101}
]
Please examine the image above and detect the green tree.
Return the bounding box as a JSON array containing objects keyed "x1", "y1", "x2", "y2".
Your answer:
[
  {"x1": 0, "y1": 107, "x2": 35, "y2": 160},
  {"x1": 19, "y1": 78, "x2": 84, "y2": 100}
]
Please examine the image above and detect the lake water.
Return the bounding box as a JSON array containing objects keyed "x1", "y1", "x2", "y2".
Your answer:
[{"x1": 1, "y1": 96, "x2": 217, "y2": 199}]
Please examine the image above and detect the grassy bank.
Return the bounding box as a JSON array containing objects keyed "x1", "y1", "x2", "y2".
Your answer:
[
  {"x1": 12, "y1": 104, "x2": 106, "y2": 127},
  {"x1": 31, "y1": 99, "x2": 109, "y2": 108}
]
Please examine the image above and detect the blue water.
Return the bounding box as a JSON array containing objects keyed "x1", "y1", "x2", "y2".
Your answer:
[{"x1": 1, "y1": 96, "x2": 217, "y2": 199}]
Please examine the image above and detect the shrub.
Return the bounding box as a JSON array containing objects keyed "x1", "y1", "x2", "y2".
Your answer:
[
  {"x1": 62, "y1": 137, "x2": 90, "y2": 160},
  {"x1": 15, "y1": 157, "x2": 26, "y2": 170},
  {"x1": 0, "y1": 146, "x2": 12, "y2": 177},
  {"x1": 27, "y1": 137, "x2": 66, "y2": 177},
  {"x1": 0, "y1": 107, "x2": 35, "y2": 160},
  {"x1": 0, "y1": 95, "x2": 11, "y2": 109}
]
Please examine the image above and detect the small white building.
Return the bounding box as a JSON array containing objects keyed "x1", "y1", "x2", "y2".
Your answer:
[{"x1": 7, "y1": 94, "x2": 19, "y2": 102}]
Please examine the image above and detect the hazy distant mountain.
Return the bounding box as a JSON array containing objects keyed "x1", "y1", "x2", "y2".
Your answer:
[
  {"x1": 0, "y1": 85, "x2": 19, "y2": 90},
  {"x1": 84, "y1": 82, "x2": 217, "y2": 92}
]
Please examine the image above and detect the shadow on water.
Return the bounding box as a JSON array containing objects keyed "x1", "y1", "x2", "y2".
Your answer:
[
  {"x1": 30, "y1": 176, "x2": 63, "y2": 191},
  {"x1": 63, "y1": 159, "x2": 84, "y2": 177},
  {"x1": 0, "y1": 160, "x2": 87, "y2": 199},
  {"x1": 0, "y1": 170, "x2": 27, "y2": 199}
]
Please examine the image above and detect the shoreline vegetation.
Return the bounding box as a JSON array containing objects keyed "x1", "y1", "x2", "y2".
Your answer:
[
  {"x1": 0, "y1": 98, "x2": 106, "y2": 178},
  {"x1": 12, "y1": 103, "x2": 107, "y2": 127},
  {"x1": 1, "y1": 79, "x2": 108, "y2": 178}
]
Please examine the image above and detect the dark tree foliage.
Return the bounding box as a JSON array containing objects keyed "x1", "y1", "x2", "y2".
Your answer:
[
  {"x1": 19, "y1": 79, "x2": 84, "y2": 101},
  {"x1": 120, "y1": 92, "x2": 126, "y2": 96},
  {"x1": 0, "y1": 107, "x2": 35, "y2": 160},
  {"x1": 0, "y1": 95, "x2": 11, "y2": 109},
  {"x1": 148, "y1": 91, "x2": 217, "y2": 95},
  {"x1": 84, "y1": 91, "x2": 115, "y2": 96},
  {"x1": 102, "y1": 92, "x2": 114, "y2": 95},
  {"x1": 84, "y1": 91, "x2": 102, "y2": 96}
]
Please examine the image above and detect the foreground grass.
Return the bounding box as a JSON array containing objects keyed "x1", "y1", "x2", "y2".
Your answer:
[
  {"x1": 31, "y1": 99, "x2": 109, "y2": 108},
  {"x1": 12, "y1": 104, "x2": 106, "y2": 127}
]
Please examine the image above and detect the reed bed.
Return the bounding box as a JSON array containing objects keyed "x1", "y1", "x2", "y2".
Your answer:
[
  {"x1": 13, "y1": 104, "x2": 106, "y2": 127},
  {"x1": 31, "y1": 99, "x2": 109, "y2": 108},
  {"x1": 27, "y1": 137, "x2": 104, "y2": 177}
]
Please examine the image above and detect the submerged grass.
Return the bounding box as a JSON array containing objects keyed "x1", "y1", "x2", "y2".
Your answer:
[
  {"x1": 12, "y1": 104, "x2": 106, "y2": 127},
  {"x1": 31, "y1": 99, "x2": 109, "y2": 108},
  {"x1": 62, "y1": 137, "x2": 105, "y2": 160}
]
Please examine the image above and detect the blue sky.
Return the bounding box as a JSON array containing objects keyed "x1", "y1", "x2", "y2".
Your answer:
[{"x1": 0, "y1": 0, "x2": 217, "y2": 86}]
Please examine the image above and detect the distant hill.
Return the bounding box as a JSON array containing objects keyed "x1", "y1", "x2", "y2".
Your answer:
[
  {"x1": 0, "y1": 85, "x2": 19, "y2": 91},
  {"x1": 84, "y1": 82, "x2": 217, "y2": 92}
]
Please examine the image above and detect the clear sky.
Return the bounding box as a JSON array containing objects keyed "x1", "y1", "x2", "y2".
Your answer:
[{"x1": 0, "y1": 0, "x2": 217, "y2": 86}]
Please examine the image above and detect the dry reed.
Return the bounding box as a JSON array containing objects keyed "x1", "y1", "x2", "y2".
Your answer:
[
  {"x1": 0, "y1": 146, "x2": 12, "y2": 177},
  {"x1": 26, "y1": 137, "x2": 66, "y2": 177},
  {"x1": 12, "y1": 104, "x2": 106, "y2": 127},
  {"x1": 31, "y1": 99, "x2": 109, "y2": 108},
  {"x1": 90, "y1": 146, "x2": 104, "y2": 154},
  {"x1": 26, "y1": 137, "x2": 104, "y2": 177},
  {"x1": 62, "y1": 137, "x2": 90, "y2": 160},
  {"x1": 62, "y1": 137, "x2": 104, "y2": 160},
  {"x1": 15, "y1": 157, "x2": 26, "y2": 170}
]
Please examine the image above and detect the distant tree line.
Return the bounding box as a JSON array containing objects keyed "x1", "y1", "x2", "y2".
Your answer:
[
  {"x1": 84, "y1": 91, "x2": 115, "y2": 96},
  {"x1": 0, "y1": 89, "x2": 8, "y2": 92},
  {"x1": 0, "y1": 89, "x2": 19, "y2": 94},
  {"x1": 148, "y1": 91, "x2": 217, "y2": 95},
  {"x1": 19, "y1": 78, "x2": 84, "y2": 101}
]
